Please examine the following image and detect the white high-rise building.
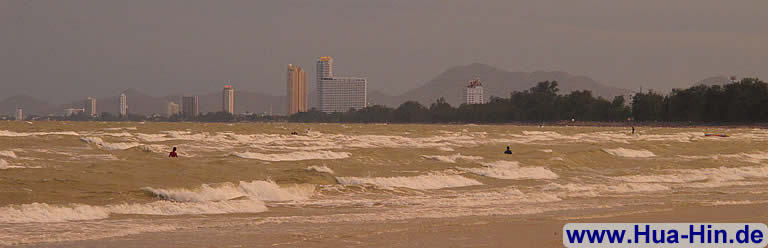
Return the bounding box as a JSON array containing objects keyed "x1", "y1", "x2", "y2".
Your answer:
[
  {"x1": 464, "y1": 79, "x2": 484, "y2": 105},
  {"x1": 317, "y1": 56, "x2": 333, "y2": 79},
  {"x1": 85, "y1": 97, "x2": 97, "y2": 117},
  {"x1": 119, "y1": 93, "x2": 127, "y2": 116},
  {"x1": 316, "y1": 56, "x2": 367, "y2": 113},
  {"x1": 15, "y1": 108, "x2": 22, "y2": 121},
  {"x1": 222, "y1": 85, "x2": 234, "y2": 114},
  {"x1": 167, "y1": 102, "x2": 180, "y2": 116}
]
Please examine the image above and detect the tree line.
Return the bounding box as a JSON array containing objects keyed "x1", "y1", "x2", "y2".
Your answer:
[
  {"x1": 291, "y1": 78, "x2": 767, "y2": 124},
  {"x1": 23, "y1": 78, "x2": 766, "y2": 124}
]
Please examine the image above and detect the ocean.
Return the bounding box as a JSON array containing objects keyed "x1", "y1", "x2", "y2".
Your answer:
[{"x1": 0, "y1": 121, "x2": 767, "y2": 246}]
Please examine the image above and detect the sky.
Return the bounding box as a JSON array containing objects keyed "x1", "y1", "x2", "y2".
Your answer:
[{"x1": 1, "y1": 0, "x2": 766, "y2": 103}]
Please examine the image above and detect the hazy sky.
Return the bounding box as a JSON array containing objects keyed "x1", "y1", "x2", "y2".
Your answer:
[{"x1": 1, "y1": 0, "x2": 766, "y2": 103}]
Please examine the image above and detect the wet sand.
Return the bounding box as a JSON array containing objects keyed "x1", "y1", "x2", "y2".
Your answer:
[{"x1": 21, "y1": 203, "x2": 768, "y2": 248}]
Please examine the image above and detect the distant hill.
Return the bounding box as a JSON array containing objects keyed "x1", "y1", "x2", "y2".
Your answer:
[
  {"x1": 0, "y1": 94, "x2": 58, "y2": 116},
  {"x1": 372, "y1": 63, "x2": 632, "y2": 107},
  {"x1": 694, "y1": 76, "x2": 731, "y2": 86}
]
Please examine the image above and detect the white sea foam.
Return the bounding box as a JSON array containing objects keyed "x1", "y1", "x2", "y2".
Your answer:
[
  {"x1": 232, "y1": 150, "x2": 350, "y2": 161},
  {"x1": 336, "y1": 174, "x2": 482, "y2": 190},
  {"x1": 540, "y1": 149, "x2": 553, "y2": 153},
  {"x1": 602, "y1": 148, "x2": 656, "y2": 158},
  {"x1": 80, "y1": 137, "x2": 140, "y2": 150},
  {"x1": 544, "y1": 182, "x2": 670, "y2": 196},
  {"x1": 421, "y1": 153, "x2": 483, "y2": 163},
  {"x1": 617, "y1": 166, "x2": 768, "y2": 184},
  {"x1": 306, "y1": 165, "x2": 334, "y2": 174},
  {"x1": 0, "y1": 203, "x2": 110, "y2": 223},
  {"x1": 0, "y1": 200, "x2": 268, "y2": 224},
  {"x1": 438, "y1": 147, "x2": 455, "y2": 151},
  {"x1": 108, "y1": 199, "x2": 268, "y2": 215},
  {"x1": 0, "y1": 151, "x2": 17, "y2": 159},
  {"x1": 0, "y1": 159, "x2": 23, "y2": 169},
  {"x1": 144, "y1": 180, "x2": 314, "y2": 202},
  {"x1": 0, "y1": 130, "x2": 79, "y2": 137},
  {"x1": 460, "y1": 161, "x2": 559, "y2": 180},
  {"x1": 0, "y1": 180, "x2": 307, "y2": 224}
]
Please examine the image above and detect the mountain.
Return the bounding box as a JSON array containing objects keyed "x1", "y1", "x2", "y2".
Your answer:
[
  {"x1": 694, "y1": 76, "x2": 731, "y2": 86},
  {"x1": 373, "y1": 63, "x2": 632, "y2": 107},
  {"x1": 0, "y1": 94, "x2": 58, "y2": 116}
]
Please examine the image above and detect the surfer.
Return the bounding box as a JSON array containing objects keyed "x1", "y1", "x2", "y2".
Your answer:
[
  {"x1": 504, "y1": 146, "x2": 512, "y2": 154},
  {"x1": 631, "y1": 126, "x2": 635, "y2": 134},
  {"x1": 169, "y1": 147, "x2": 178, "y2": 158}
]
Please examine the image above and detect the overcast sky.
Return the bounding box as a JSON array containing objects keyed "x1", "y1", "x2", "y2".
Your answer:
[{"x1": 1, "y1": 0, "x2": 766, "y2": 103}]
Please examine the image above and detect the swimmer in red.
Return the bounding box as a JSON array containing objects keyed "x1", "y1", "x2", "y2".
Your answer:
[{"x1": 169, "y1": 147, "x2": 178, "y2": 158}]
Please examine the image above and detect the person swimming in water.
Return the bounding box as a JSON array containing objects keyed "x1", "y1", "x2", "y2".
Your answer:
[
  {"x1": 504, "y1": 146, "x2": 512, "y2": 154},
  {"x1": 169, "y1": 147, "x2": 178, "y2": 158}
]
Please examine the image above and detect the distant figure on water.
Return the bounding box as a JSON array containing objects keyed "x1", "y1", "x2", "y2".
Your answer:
[
  {"x1": 169, "y1": 147, "x2": 178, "y2": 158},
  {"x1": 504, "y1": 146, "x2": 512, "y2": 154},
  {"x1": 631, "y1": 126, "x2": 635, "y2": 134}
]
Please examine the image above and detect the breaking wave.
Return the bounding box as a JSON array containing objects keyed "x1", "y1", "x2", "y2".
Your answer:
[
  {"x1": 421, "y1": 153, "x2": 483, "y2": 163},
  {"x1": 0, "y1": 130, "x2": 79, "y2": 137},
  {"x1": 0, "y1": 200, "x2": 268, "y2": 224},
  {"x1": 80, "y1": 137, "x2": 140, "y2": 150},
  {"x1": 0, "y1": 159, "x2": 23, "y2": 169},
  {"x1": 602, "y1": 148, "x2": 656, "y2": 158},
  {"x1": 617, "y1": 165, "x2": 768, "y2": 184},
  {"x1": 0, "y1": 150, "x2": 17, "y2": 159},
  {"x1": 143, "y1": 180, "x2": 314, "y2": 202},
  {"x1": 232, "y1": 150, "x2": 350, "y2": 161},
  {"x1": 306, "y1": 165, "x2": 334, "y2": 174},
  {"x1": 0, "y1": 180, "x2": 309, "y2": 223},
  {"x1": 336, "y1": 174, "x2": 482, "y2": 190},
  {"x1": 460, "y1": 161, "x2": 559, "y2": 180}
]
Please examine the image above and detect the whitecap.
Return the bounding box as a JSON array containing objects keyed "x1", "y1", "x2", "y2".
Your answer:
[
  {"x1": 460, "y1": 161, "x2": 558, "y2": 180},
  {"x1": 336, "y1": 174, "x2": 482, "y2": 190},
  {"x1": 232, "y1": 150, "x2": 350, "y2": 161},
  {"x1": 306, "y1": 165, "x2": 334, "y2": 174},
  {"x1": 421, "y1": 153, "x2": 483, "y2": 163},
  {"x1": 602, "y1": 148, "x2": 655, "y2": 158}
]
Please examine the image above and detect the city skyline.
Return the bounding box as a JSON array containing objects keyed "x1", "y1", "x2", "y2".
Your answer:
[{"x1": 2, "y1": 1, "x2": 766, "y2": 104}]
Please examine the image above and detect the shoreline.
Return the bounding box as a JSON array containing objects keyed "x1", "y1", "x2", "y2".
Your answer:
[{"x1": 18, "y1": 203, "x2": 768, "y2": 248}]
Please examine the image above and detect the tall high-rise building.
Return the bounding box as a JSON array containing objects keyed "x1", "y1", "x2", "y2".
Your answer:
[
  {"x1": 119, "y1": 93, "x2": 127, "y2": 116},
  {"x1": 286, "y1": 64, "x2": 307, "y2": 115},
  {"x1": 85, "y1": 97, "x2": 97, "y2": 117},
  {"x1": 182, "y1": 96, "x2": 199, "y2": 117},
  {"x1": 316, "y1": 56, "x2": 333, "y2": 79},
  {"x1": 15, "y1": 108, "x2": 22, "y2": 121},
  {"x1": 222, "y1": 85, "x2": 234, "y2": 114},
  {"x1": 316, "y1": 56, "x2": 367, "y2": 113},
  {"x1": 464, "y1": 79, "x2": 484, "y2": 105},
  {"x1": 167, "y1": 102, "x2": 180, "y2": 117}
]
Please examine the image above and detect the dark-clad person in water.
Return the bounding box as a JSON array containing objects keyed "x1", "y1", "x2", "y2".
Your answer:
[
  {"x1": 169, "y1": 147, "x2": 178, "y2": 158},
  {"x1": 504, "y1": 146, "x2": 512, "y2": 154}
]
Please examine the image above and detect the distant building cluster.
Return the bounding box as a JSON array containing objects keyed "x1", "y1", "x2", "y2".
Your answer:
[
  {"x1": 464, "y1": 79, "x2": 484, "y2": 105},
  {"x1": 10, "y1": 55, "x2": 375, "y2": 119},
  {"x1": 315, "y1": 56, "x2": 367, "y2": 113}
]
